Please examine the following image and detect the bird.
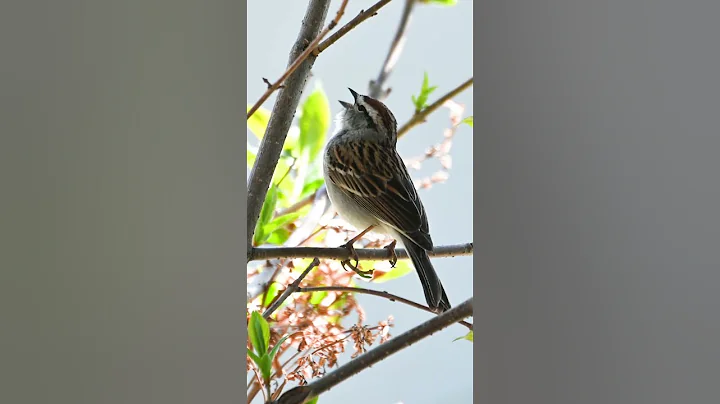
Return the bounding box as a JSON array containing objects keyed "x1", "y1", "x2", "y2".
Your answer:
[{"x1": 322, "y1": 88, "x2": 451, "y2": 313}]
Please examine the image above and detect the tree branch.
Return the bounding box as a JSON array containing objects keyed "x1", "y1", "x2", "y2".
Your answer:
[
  {"x1": 275, "y1": 189, "x2": 320, "y2": 217},
  {"x1": 272, "y1": 297, "x2": 474, "y2": 404},
  {"x1": 397, "y1": 77, "x2": 473, "y2": 139},
  {"x1": 263, "y1": 258, "x2": 320, "y2": 319},
  {"x1": 297, "y1": 286, "x2": 473, "y2": 330},
  {"x1": 249, "y1": 242, "x2": 473, "y2": 262},
  {"x1": 368, "y1": 0, "x2": 416, "y2": 99},
  {"x1": 312, "y1": 0, "x2": 394, "y2": 57},
  {"x1": 247, "y1": 0, "x2": 348, "y2": 120},
  {"x1": 246, "y1": 0, "x2": 331, "y2": 260}
]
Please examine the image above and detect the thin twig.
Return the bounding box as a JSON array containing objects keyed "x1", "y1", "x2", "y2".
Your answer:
[
  {"x1": 313, "y1": 0, "x2": 394, "y2": 56},
  {"x1": 263, "y1": 258, "x2": 320, "y2": 319},
  {"x1": 247, "y1": 0, "x2": 348, "y2": 120},
  {"x1": 275, "y1": 189, "x2": 320, "y2": 217},
  {"x1": 249, "y1": 364, "x2": 268, "y2": 403},
  {"x1": 246, "y1": 0, "x2": 331, "y2": 260},
  {"x1": 272, "y1": 298, "x2": 474, "y2": 404},
  {"x1": 297, "y1": 286, "x2": 473, "y2": 330},
  {"x1": 250, "y1": 242, "x2": 473, "y2": 262},
  {"x1": 397, "y1": 77, "x2": 473, "y2": 139},
  {"x1": 368, "y1": 0, "x2": 416, "y2": 99},
  {"x1": 271, "y1": 378, "x2": 288, "y2": 402},
  {"x1": 407, "y1": 99, "x2": 465, "y2": 191}
]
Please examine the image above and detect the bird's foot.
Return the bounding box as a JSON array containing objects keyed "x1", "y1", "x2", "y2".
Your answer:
[
  {"x1": 384, "y1": 240, "x2": 398, "y2": 268},
  {"x1": 339, "y1": 226, "x2": 376, "y2": 279},
  {"x1": 339, "y1": 239, "x2": 360, "y2": 272},
  {"x1": 340, "y1": 241, "x2": 374, "y2": 278},
  {"x1": 339, "y1": 245, "x2": 373, "y2": 278}
]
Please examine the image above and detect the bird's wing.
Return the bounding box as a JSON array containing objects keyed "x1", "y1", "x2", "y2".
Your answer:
[{"x1": 325, "y1": 138, "x2": 433, "y2": 250}]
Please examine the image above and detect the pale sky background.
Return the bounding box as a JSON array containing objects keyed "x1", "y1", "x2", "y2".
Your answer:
[{"x1": 247, "y1": 0, "x2": 474, "y2": 403}]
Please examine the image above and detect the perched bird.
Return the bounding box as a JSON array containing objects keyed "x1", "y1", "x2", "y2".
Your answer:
[{"x1": 323, "y1": 88, "x2": 451, "y2": 313}]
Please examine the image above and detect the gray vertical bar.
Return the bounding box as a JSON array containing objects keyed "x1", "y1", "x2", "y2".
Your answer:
[
  {"x1": 0, "y1": 0, "x2": 246, "y2": 403},
  {"x1": 474, "y1": 1, "x2": 720, "y2": 403}
]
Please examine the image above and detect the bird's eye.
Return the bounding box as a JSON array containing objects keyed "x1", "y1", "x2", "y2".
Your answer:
[{"x1": 357, "y1": 104, "x2": 367, "y2": 113}]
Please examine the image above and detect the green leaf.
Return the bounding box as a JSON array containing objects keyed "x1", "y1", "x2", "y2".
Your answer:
[
  {"x1": 453, "y1": 330, "x2": 474, "y2": 343},
  {"x1": 461, "y1": 116, "x2": 473, "y2": 128},
  {"x1": 301, "y1": 178, "x2": 325, "y2": 199},
  {"x1": 420, "y1": 0, "x2": 458, "y2": 5},
  {"x1": 306, "y1": 397, "x2": 319, "y2": 404},
  {"x1": 372, "y1": 261, "x2": 413, "y2": 283},
  {"x1": 309, "y1": 290, "x2": 328, "y2": 306},
  {"x1": 298, "y1": 84, "x2": 331, "y2": 162},
  {"x1": 273, "y1": 157, "x2": 296, "y2": 207},
  {"x1": 248, "y1": 311, "x2": 270, "y2": 355},
  {"x1": 248, "y1": 149, "x2": 294, "y2": 208},
  {"x1": 247, "y1": 104, "x2": 272, "y2": 139},
  {"x1": 412, "y1": 72, "x2": 438, "y2": 112},
  {"x1": 273, "y1": 153, "x2": 295, "y2": 185},
  {"x1": 253, "y1": 187, "x2": 278, "y2": 246},
  {"x1": 247, "y1": 348, "x2": 262, "y2": 367},
  {"x1": 263, "y1": 282, "x2": 281, "y2": 307},
  {"x1": 258, "y1": 354, "x2": 272, "y2": 383},
  {"x1": 262, "y1": 211, "x2": 302, "y2": 237},
  {"x1": 290, "y1": 156, "x2": 324, "y2": 203},
  {"x1": 268, "y1": 334, "x2": 290, "y2": 362},
  {"x1": 266, "y1": 227, "x2": 291, "y2": 245}
]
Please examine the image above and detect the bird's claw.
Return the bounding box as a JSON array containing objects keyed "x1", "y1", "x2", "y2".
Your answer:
[
  {"x1": 340, "y1": 259, "x2": 374, "y2": 279},
  {"x1": 340, "y1": 240, "x2": 374, "y2": 279},
  {"x1": 385, "y1": 240, "x2": 398, "y2": 268},
  {"x1": 340, "y1": 240, "x2": 360, "y2": 268}
]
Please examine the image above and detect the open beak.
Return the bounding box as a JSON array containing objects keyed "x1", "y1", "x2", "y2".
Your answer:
[
  {"x1": 348, "y1": 88, "x2": 359, "y2": 101},
  {"x1": 339, "y1": 88, "x2": 360, "y2": 109}
]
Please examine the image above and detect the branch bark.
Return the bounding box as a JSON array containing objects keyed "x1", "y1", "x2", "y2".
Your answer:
[
  {"x1": 272, "y1": 297, "x2": 474, "y2": 404},
  {"x1": 249, "y1": 242, "x2": 473, "y2": 262},
  {"x1": 246, "y1": 0, "x2": 331, "y2": 260}
]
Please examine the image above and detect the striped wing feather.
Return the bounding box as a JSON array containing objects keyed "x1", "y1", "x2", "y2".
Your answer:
[{"x1": 326, "y1": 139, "x2": 433, "y2": 250}]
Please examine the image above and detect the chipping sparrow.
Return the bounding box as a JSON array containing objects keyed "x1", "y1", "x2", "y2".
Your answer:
[{"x1": 323, "y1": 88, "x2": 451, "y2": 313}]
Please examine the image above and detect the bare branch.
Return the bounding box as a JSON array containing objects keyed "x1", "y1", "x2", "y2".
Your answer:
[
  {"x1": 250, "y1": 242, "x2": 473, "y2": 262},
  {"x1": 368, "y1": 0, "x2": 416, "y2": 99},
  {"x1": 246, "y1": 0, "x2": 331, "y2": 260},
  {"x1": 297, "y1": 286, "x2": 473, "y2": 330},
  {"x1": 272, "y1": 297, "x2": 474, "y2": 404},
  {"x1": 263, "y1": 258, "x2": 320, "y2": 319},
  {"x1": 249, "y1": 365, "x2": 268, "y2": 403},
  {"x1": 313, "y1": 0, "x2": 394, "y2": 57},
  {"x1": 275, "y1": 190, "x2": 320, "y2": 217},
  {"x1": 398, "y1": 77, "x2": 473, "y2": 139},
  {"x1": 407, "y1": 99, "x2": 466, "y2": 191},
  {"x1": 247, "y1": 0, "x2": 348, "y2": 120}
]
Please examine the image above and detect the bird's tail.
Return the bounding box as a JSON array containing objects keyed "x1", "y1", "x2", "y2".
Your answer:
[{"x1": 401, "y1": 236, "x2": 451, "y2": 313}]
